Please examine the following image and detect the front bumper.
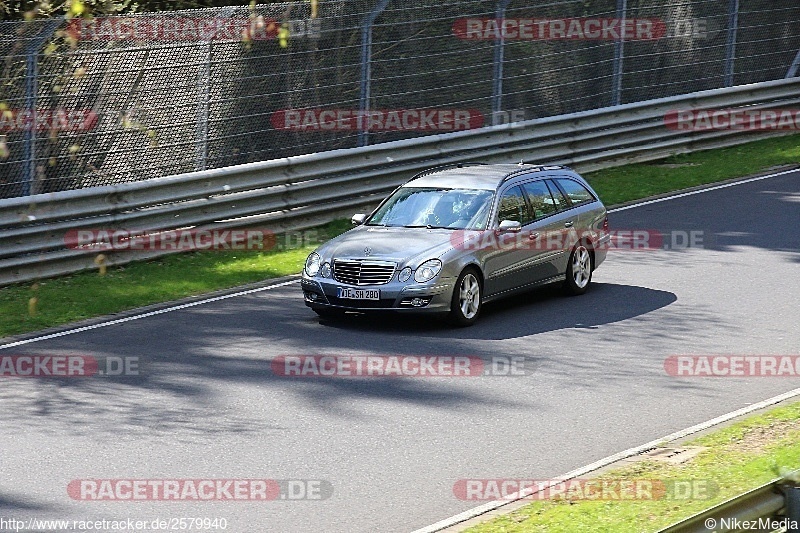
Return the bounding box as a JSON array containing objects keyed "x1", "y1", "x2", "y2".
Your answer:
[{"x1": 301, "y1": 276, "x2": 455, "y2": 313}]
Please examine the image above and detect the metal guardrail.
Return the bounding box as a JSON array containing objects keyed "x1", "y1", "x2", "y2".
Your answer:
[
  {"x1": 656, "y1": 474, "x2": 800, "y2": 533},
  {"x1": 1, "y1": 77, "x2": 799, "y2": 286}
]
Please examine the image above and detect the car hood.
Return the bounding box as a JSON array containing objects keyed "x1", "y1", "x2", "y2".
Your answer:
[{"x1": 318, "y1": 226, "x2": 456, "y2": 265}]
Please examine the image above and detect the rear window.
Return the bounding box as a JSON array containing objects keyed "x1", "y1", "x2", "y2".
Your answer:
[{"x1": 521, "y1": 181, "x2": 557, "y2": 219}]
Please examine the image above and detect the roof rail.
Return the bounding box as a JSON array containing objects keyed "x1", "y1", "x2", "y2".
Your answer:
[
  {"x1": 500, "y1": 163, "x2": 568, "y2": 183},
  {"x1": 406, "y1": 162, "x2": 487, "y2": 182},
  {"x1": 501, "y1": 166, "x2": 542, "y2": 182},
  {"x1": 518, "y1": 162, "x2": 566, "y2": 171}
]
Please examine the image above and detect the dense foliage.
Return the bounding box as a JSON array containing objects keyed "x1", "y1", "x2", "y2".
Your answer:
[{"x1": 0, "y1": 0, "x2": 275, "y2": 20}]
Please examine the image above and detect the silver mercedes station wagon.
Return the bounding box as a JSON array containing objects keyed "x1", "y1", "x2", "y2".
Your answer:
[{"x1": 301, "y1": 163, "x2": 609, "y2": 326}]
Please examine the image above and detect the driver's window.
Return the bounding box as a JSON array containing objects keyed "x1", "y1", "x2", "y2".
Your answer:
[{"x1": 496, "y1": 186, "x2": 530, "y2": 225}]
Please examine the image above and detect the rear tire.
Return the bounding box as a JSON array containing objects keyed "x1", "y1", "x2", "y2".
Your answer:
[
  {"x1": 563, "y1": 242, "x2": 593, "y2": 296},
  {"x1": 447, "y1": 268, "x2": 482, "y2": 327}
]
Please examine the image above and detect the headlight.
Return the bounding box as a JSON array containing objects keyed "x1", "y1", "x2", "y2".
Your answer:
[
  {"x1": 398, "y1": 267, "x2": 412, "y2": 282},
  {"x1": 304, "y1": 253, "x2": 321, "y2": 277},
  {"x1": 414, "y1": 259, "x2": 442, "y2": 283},
  {"x1": 320, "y1": 262, "x2": 331, "y2": 278}
]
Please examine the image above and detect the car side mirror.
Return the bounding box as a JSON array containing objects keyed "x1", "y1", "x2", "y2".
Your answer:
[
  {"x1": 497, "y1": 220, "x2": 522, "y2": 233},
  {"x1": 351, "y1": 213, "x2": 367, "y2": 225}
]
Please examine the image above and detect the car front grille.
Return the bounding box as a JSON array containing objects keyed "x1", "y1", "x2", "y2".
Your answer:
[{"x1": 333, "y1": 260, "x2": 396, "y2": 286}]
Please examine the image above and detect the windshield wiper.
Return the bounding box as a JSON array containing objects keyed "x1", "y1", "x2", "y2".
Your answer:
[{"x1": 403, "y1": 225, "x2": 454, "y2": 230}]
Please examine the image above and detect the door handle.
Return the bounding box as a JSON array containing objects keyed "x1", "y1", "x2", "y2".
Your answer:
[
  {"x1": 528, "y1": 232, "x2": 540, "y2": 240},
  {"x1": 564, "y1": 221, "x2": 574, "y2": 228}
]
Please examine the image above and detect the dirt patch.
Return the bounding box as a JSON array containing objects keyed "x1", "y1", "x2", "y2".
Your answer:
[{"x1": 727, "y1": 419, "x2": 800, "y2": 455}]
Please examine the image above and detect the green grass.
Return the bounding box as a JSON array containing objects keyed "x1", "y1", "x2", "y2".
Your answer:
[
  {"x1": 0, "y1": 219, "x2": 351, "y2": 337},
  {"x1": 0, "y1": 133, "x2": 798, "y2": 338},
  {"x1": 585, "y1": 133, "x2": 800, "y2": 205},
  {"x1": 464, "y1": 402, "x2": 800, "y2": 533}
]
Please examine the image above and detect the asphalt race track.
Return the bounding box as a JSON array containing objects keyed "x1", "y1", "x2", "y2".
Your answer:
[{"x1": 1, "y1": 170, "x2": 798, "y2": 533}]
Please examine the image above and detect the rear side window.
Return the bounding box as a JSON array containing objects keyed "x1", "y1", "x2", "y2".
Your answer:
[
  {"x1": 555, "y1": 178, "x2": 595, "y2": 206},
  {"x1": 544, "y1": 179, "x2": 569, "y2": 210},
  {"x1": 521, "y1": 181, "x2": 557, "y2": 219},
  {"x1": 496, "y1": 186, "x2": 531, "y2": 224}
]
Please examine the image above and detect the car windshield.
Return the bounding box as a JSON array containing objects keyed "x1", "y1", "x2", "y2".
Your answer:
[{"x1": 367, "y1": 187, "x2": 494, "y2": 230}]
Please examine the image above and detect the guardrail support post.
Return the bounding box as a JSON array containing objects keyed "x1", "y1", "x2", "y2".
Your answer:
[
  {"x1": 358, "y1": 0, "x2": 392, "y2": 148},
  {"x1": 786, "y1": 486, "x2": 800, "y2": 532},
  {"x1": 724, "y1": 0, "x2": 739, "y2": 87},
  {"x1": 491, "y1": 0, "x2": 512, "y2": 123},
  {"x1": 22, "y1": 19, "x2": 61, "y2": 197},
  {"x1": 611, "y1": 0, "x2": 627, "y2": 106}
]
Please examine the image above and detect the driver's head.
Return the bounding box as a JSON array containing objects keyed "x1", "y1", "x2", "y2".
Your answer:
[{"x1": 434, "y1": 196, "x2": 456, "y2": 221}]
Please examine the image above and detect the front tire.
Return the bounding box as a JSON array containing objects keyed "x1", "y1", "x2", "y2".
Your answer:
[
  {"x1": 447, "y1": 268, "x2": 482, "y2": 327},
  {"x1": 563, "y1": 242, "x2": 593, "y2": 296}
]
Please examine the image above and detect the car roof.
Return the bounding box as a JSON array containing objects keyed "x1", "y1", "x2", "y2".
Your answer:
[{"x1": 403, "y1": 163, "x2": 569, "y2": 191}]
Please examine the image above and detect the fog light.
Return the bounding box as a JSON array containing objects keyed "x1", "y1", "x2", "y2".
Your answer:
[{"x1": 400, "y1": 297, "x2": 431, "y2": 307}]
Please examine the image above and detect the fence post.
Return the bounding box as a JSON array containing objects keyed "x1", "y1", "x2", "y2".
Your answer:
[
  {"x1": 195, "y1": 7, "x2": 235, "y2": 172},
  {"x1": 23, "y1": 18, "x2": 62, "y2": 196},
  {"x1": 611, "y1": 0, "x2": 627, "y2": 106},
  {"x1": 195, "y1": 41, "x2": 211, "y2": 172},
  {"x1": 786, "y1": 49, "x2": 800, "y2": 78},
  {"x1": 23, "y1": 52, "x2": 38, "y2": 197},
  {"x1": 358, "y1": 0, "x2": 392, "y2": 148},
  {"x1": 724, "y1": 0, "x2": 739, "y2": 87},
  {"x1": 491, "y1": 0, "x2": 512, "y2": 123}
]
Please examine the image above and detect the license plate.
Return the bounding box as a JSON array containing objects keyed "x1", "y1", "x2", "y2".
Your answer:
[{"x1": 337, "y1": 288, "x2": 380, "y2": 300}]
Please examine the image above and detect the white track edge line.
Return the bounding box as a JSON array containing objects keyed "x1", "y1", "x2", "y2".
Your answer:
[
  {"x1": 2, "y1": 167, "x2": 796, "y2": 351},
  {"x1": 411, "y1": 387, "x2": 800, "y2": 533},
  {"x1": 0, "y1": 279, "x2": 300, "y2": 350},
  {"x1": 607, "y1": 168, "x2": 798, "y2": 213}
]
